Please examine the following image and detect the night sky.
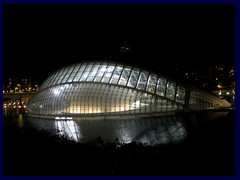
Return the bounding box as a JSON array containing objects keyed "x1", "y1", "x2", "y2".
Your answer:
[{"x1": 4, "y1": 4, "x2": 235, "y2": 85}]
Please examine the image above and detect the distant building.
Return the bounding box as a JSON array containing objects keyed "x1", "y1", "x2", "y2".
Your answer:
[
  {"x1": 214, "y1": 65, "x2": 235, "y2": 87},
  {"x1": 3, "y1": 77, "x2": 38, "y2": 93},
  {"x1": 174, "y1": 64, "x2": 235, "y2": 92}
]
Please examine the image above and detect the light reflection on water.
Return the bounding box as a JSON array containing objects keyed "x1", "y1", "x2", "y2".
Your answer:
[
  {"x1": 18, "y1": 114, "x2": 24, "y2": 128},
  {"x1": 55, "y1": 121, "x2": 81, "y2": 142},
  {"x1": 26, "y1": 116, "x2": 188, "y2": 145}
]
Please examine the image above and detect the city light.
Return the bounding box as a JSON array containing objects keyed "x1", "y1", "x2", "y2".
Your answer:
[
  {"x1": 3, "y1": 78, "x2": 39, "y2": 93},
  {"x1": 218, "y1": 90, "x2": 222, "y2": 95}
]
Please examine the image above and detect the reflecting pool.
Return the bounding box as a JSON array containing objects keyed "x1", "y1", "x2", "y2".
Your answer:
[{"x1": 27, "y1": 115, "x2": 187, "y2": 145}]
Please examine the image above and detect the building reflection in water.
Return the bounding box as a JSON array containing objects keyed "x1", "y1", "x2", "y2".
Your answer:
[
  {"x1": 27, "y1": 115, "x2": 187, "y2": 145},
  {"x1": 18, "y1": 113, "x2": 24, "y2": 128},
  {"x1": 55, "y1": 121, "x2": 81, "y2": 142}
]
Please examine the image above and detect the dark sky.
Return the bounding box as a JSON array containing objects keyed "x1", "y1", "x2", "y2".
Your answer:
[{"x1": 4, "y1": 4, "x2": 235, "y2": 85}]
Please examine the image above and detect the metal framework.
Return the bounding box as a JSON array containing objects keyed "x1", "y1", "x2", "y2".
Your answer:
[{"x1": 27, "y1": 61, "x2": 230, "y2": 118}]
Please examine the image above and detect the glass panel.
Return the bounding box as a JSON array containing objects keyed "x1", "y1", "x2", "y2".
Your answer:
[
  {"x1": 84, "y1": 64, "x2": 93, "y2": 72},
  {"x1": 118, "y1": 66, "x2": 131, "y2": 86},
  {"x1": 86, "y1": 65, "x2": 100, "y2": 82},
  {"x1": 109, "y1": 65, "x2": 123, "y2": 84},
  {"x1": 51, "y1": 68, "x2": 65, "y2": 85},
  {"x1": 93, "y1": 65, "x2": 107, "y2": 82},
  {"x1": 94, "y1": 75, "x2": 103, "y2": 82},
  {"x1": 136, "y1": 71, "x2": 148, "y2": 90},
  {"x1": 73, "y1": 65, "x2": 86, "y2": 82},
  {"x1": 99, "y1": 65, "x2": 107, "y2": 72},
  {"x1": 176, "y1": 85, "x2": 185, "y2": 103},
  {"x1": 106, "y1": 65, "x2": 115, "y2": 73},
  {"x1": 166, "y1": 81, "x2": 176, "y2": 100},
  {"x1": 67, "y1": 64, "x2": 81, "y2": 82},
  {"x1": 45, "y1": 72, "x2": 59, "y2": 88},
  {"x1": 56, "y1": 67, "x2": 69, "y2": 84},
  {"x1": 61, "y1": 66, "x2": 75, "y2": 83},
  {"x1": 146, "y1": 74, "x2": 157, "y2": 93},
  {"x1": 156, "y1": 77, "x2": 167, "y2": 96},
  {"x1": 127, "y1": 68, "x2": 140, "y2": 88},
  {"x1": 79, "y1": 71, "x2": 89, "y2": 81},
  {"x1": 41, "y1": 76, "x2": 52, "y2": 89},
  {"x1": 101, "y1": 72, "x2": 112, "y2": 83}
]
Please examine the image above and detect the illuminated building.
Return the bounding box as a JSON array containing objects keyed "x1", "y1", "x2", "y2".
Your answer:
[
  {"x1": 3, "y1": 77, "x2": 38, "y2": 93},
  {"x1": 27, "y1": 61, "x2": 230, "y2": 119}
]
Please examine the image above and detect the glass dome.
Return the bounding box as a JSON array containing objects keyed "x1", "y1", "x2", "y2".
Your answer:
[{"x1": 27, "y1": 61, "x2": 230, "y2": 118}]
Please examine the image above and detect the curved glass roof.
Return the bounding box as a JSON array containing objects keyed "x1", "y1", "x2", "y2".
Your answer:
[{"x1": 40, "y1": 61, "x2": 182, "y2": 97}]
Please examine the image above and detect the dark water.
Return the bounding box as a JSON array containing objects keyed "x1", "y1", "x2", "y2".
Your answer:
[
  {"x1": 26, "y1": 116, "x2": 188, "y2": 145},
  {"x1": 3, "y1": 110, "x2": 235, "y2": 175},
  {"x1": 3, "y1": 110, "x2": 231, "y2": 145}
]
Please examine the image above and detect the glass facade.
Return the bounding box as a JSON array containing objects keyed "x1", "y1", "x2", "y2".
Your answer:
[
  {"x1": 27, "y1": 61, "x2": 230, "y2": 118},
  {"x1": 189, "y1": 90, "x2": 219, "y2": 110}
]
